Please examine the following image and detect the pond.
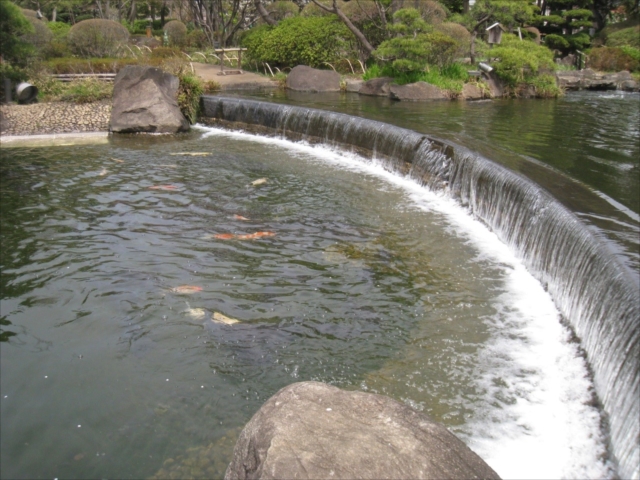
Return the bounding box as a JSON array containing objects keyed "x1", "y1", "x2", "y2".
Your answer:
[{"x1": 1, "y1": 91, "x2": 637, "y2": 480}]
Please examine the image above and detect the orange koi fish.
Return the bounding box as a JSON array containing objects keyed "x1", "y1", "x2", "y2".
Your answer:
[
  {"x1": 214, "y1": 231, "x2": 276, "y2": 240},
  {"x1": 171, "y1": 285, "x2": 203, "y2": 294},
  {"x1": 149, "y1": 185, "x2": 178, "y2": 191},
  {"x1": 234, "y1": 214, "x2": 250, "y2": 221}
]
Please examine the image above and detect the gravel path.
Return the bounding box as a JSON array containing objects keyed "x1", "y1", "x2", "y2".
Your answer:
[{"x1": 0, "y1": 100, "x2": 111, "y2": 136}]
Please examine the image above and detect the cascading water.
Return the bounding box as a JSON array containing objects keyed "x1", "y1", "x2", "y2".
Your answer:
[{"x1": 201, "y1": 95, "x2": 640, "y2": 480}]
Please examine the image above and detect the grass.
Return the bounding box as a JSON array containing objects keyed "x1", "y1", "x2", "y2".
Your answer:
[{"x1": 363, "y1": 62, "x2": 469, "y2": 95}]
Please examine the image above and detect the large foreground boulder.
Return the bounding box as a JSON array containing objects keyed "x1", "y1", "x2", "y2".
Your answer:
[
  {"x1": 225, "y1": 381, "x2": 501, "y2": 480},
  {"x1": 286, "y1": 65, "x2": 340, "y2": 92},
  {"x1": 110, "y1": 65, "x2": 189, "y2": 134}
]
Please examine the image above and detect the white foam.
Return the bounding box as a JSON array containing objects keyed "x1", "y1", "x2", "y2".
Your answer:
[{"x1": 195, "y1": 124, "x2": 613, "y2": 479}]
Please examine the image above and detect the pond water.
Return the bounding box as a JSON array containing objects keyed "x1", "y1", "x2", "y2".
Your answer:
[{"x1": 2, "y1": 91, "x2": 637, "y2": 480}]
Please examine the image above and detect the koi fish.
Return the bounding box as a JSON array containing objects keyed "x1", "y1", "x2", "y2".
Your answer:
[
  {"x1": 251, "y1": 178, "x2": 267, "y2": 186},
  {"x1": 157, "y1": 164, "x2": 178, "y2": 168},
  {"x1": 149, "y1": 185, "x2": 178, "y2": 190},
  {"x1": 214, "y1": 231, "x2": 276, "y2": 240},
  {"x1": 169, "y1": 152, "x2": 211, "y2": 156},
  {"x1": 171, "y1": 285, "x2": 203, "y2": 294},
  {"x1": 99, "y1": 168, "x2": 108, "y2": 176},
  {"x1": 184, "y1": 303, "x2": 206, "y2": 320},
  {"x1": 111, "y1": 158, "x2": 124, "y2": 163},
  {"x1": 234, "y1": 214, "x2": 250, "y2": 221},
  {"x1": 211, "y1": 312, "x2": 240, "y2": 325}
]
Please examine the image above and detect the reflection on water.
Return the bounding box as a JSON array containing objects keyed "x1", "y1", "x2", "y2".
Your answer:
[{"x1": 0, "y1": 129, "x2": 613, "y2": 479}]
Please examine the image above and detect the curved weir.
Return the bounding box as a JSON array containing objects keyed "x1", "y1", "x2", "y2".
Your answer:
[{"x1": 201, "y1": 96, "x2": 639, "y2": 479}]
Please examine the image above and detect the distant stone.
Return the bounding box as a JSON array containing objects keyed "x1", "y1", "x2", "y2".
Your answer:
[
  {"x1": 224, "y1": 381, "x2": 501, "y2": 480},
  {"x1": 461, "y1": 83, "x2": 485, "y2": 100},
  {"x1": 389, "y1": 82, "x2": 448, "y2": 101},
  {"x1": 359, "y1": 77, "x2": 394, "y2": 96},
  {"x1": 285, "y1": 65, "x2": 340, "y2": 92},
  {"x1": 555, "y1": 69, "x2": 638, "y2": 91},
  {"x1": 345, "y1": 78, "x2": 364, "y2": 92},
  {"x1": 110, "y1": 65, "x2": 189, "y2": 134}
]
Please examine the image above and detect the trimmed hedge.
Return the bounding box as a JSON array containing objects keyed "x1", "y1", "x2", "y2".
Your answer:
[{"x1": 68, "y1": 19, "x2": 129, "y2": 57}]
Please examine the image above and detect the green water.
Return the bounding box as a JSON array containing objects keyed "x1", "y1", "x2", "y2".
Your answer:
[{"x1": 1, "y1": 91, "x2": 632, "y2": 479}]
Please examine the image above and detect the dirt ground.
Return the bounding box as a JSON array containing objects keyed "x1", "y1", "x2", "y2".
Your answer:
[{"x1": 192, "y1": 64, "x2": 278, "y2": 91}]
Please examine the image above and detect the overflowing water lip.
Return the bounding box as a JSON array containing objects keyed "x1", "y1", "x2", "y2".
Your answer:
[{"x1": 195, "y1": 124, "x2": 614, "y2": 479}]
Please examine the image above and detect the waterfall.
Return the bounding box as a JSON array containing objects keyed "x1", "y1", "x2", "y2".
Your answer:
[{"x1": 201, "y1": 96, "x2": 639, "y2": 480}]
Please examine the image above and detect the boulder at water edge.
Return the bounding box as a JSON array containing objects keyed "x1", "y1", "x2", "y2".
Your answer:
[
  {"x1": 286, "y1": 65, "x2": 340, "y2": 92},
  {"x1": 224, "y1": 381, "x2": 501, "y2": 480},
  {"x1": 359, "y1": 76, "x2": 394, "y2": 96},
  {"x1": 389, "y1": 82, "x2": 448, "y2": 101},
  {"x1": 110, "y1": 65, "x2": 189, "y2": 134}
]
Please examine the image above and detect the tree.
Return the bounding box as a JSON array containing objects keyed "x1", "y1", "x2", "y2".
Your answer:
[
  {"x1": 0, "y1": 0, "x2": 34, "y2": 65},
  {"x1": 467, "y1": 0, "x2": 537, "y2": 63},
  {"x1": 189, "y1": 0, "x2": 251, "y2": 46}
]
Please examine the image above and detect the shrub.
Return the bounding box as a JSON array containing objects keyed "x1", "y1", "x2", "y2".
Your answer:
[
  {"x1": 434, "y1": 22, "x2": 471, "y2": 57},
  {"x1": 58, "y1": 78, "x2": 113, "y2": 103},
  {"x1": 47, "y1": 21, "x2": 71, "y2": 38},
  {"x1": 186, "y1": 29, "x2": 208, "y2": 48},
  {"x1": 490, "y1": 34, "x2": 556, "y2": 87},
  {"x1": 22, "y1": 17, "x2": 53, "y2": 53},
  {"x1": 567, "y1": 32, "x2": 591, "y2": 51},
  {"x1": 545, "y1": 33, "x2": 570, "y2": 51},
  {"x1": 150, "y1": 46, "x2": 182, "y2": 58},
  {"x1": 176, "y1": 72, "x2": 203, "y2": 123},
  {"x1": 266, "y1": 0, "x2": 299, "y2": 22},
  {"x1": 43, "y1": 57, "x2": 139, "y2": 74},
  {"x1": 587, "y1": 46, "x2": 640, "y2": 71},
  {"x1": 606, "y1": 25, "x2": 640, "y2": 49},
  {"x1": 242, "y1": 16, "x2": 357, "y2": 69},
  {"x1": 1, "y1": 0, "x2": 35, "y2": 68},
  {"x1": 164, "y1": 20, "x2": 187, "y2": 47},
  {"x1": 68, "y1": 19, "x2": 129, "y2": 57}
]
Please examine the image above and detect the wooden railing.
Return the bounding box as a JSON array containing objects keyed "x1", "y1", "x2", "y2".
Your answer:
[{"x1": 51, "y1": 73, "x2": 117, "y2": 82}]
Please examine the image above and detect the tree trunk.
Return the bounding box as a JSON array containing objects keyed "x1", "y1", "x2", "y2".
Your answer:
[
  {"x1": 129, "y1": 0, "x2": 136, "y2": 23},
  {"x1": 470, "y1": 30, "x2": 477, "y2": 64},
  {"x1": 51, "y1": 6, "x2": 56, "y2": 21},
  {"x1": 255, "y1": 0, "x2": 277, "y2": 25},
  {"x1": 310, "y1": 0, "x2": 375, "y2": 57}
]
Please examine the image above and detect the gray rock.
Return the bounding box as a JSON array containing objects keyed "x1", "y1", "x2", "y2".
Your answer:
[
  {"x1": 389, "y1": 82, "x2": 448, "y2": 101},
  {"x1": 620, "y1": 80, "x2": 638, "y2": 91},
  {"x1": 345, "y1": 78, "x2": 364, "y2": 93},
  {"x1": 359, "y1": 77, "x2": 394, "y2": 96},
  {"x1": 224, "y1": 381, "x2": 501, "y2": 480},
  {"x1": 462, "y1": 83, "x2": 485, "y2": 100},
  {"x1": 110, "y1": 65, "x2": 189, "y2": 134},
  {"x1": 555, "y1": 69, "x2": 637, "y2": 91},
  {"x1": 285, "y1": 65, "x2": 340, "y2": 92}
]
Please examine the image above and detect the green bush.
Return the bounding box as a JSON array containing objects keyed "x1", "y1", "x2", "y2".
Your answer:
[
  {"x1": 545, "y1": 33, "x2": 570, "y2": 50},
  {"x1": 265, "y1": 0, "x2": 299, "y2": 22},
  {"x1": 176, "y1": 72, "x2": 203, "y2": 123},
  {"x1": 150, "y1": 46, "x2": 182, "y2": 58},
  {"x1": 68, "y1": 19, "x2": 130, "y2": 57},
  {"x1": 490, "y1": 34, "x2": 556, "y2": 87},
  {"x1": 58, "y1": 78, "x2": 113, "y2": 103},
  {"x1": 22, "y1": 17, "x2": 53, "y2": 53},
  {"x1": 567, "y1": 32, "x2": 591, "y2": 51},
  {"x1": 164, "y1": 20, "x2": 187, "y2": 46},
  {"x1": 242, "y1": 16, "x2": 357, "y2": 69},
  {"x1": 587, "y1": 46, "x2": 640, "y2": 71},
  {"x1": 47, "y1": 21, "x2": 71, "y2": 38},
  {"x1": 607, "y1": 25, "x2": 640, "y2": 49},
  {"x1": 435, "y1": 22, "x2": 471, "y2": 57},
  {"x1": 43, "y1": 57, "x2": 139, "y2": 74},
  {"x1": 186, "y1": 29, "x2": 208, "y2": 48}
]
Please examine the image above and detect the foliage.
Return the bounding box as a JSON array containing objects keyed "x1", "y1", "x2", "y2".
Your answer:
[
  {"x1": 43, "y1": 57, "x2": 140, "y2": 74},
  {"x1": 528, "y1": 73, "x2": 563, "y2": 97},
  {"x1": 362, "y1": 60, "x2": 468, "y2": 93},
  {"x1": 606, "y1": 25, "x2": 640, "y2": 48},
  {"x1": 176, "y1": 72, "x2": 203, "y2": 124},
  {"x1": 241, "y1": 16, "x2": 357, "y2": 69},
  {"x1": 489, "y1": 34, "x2": 556, "y2": 86},
  {"x1": 0, "y1": 0, "x2": 34, "y2": 66},
  {"x1": 202, "y1": 80, "x2": 221, "y2": 93},
  {"x1": 186, "y1": 29, "x2": 208, "y2": 48},
  {"x1": 533, "y1": 0, "x2": 593, "y2": 53},
  {"x1": 68, "y1": 19, "x2": 130, "y2": 57},
  {"x1": 470, "y1": 0, "x2": 537, "y2": 30},
  {"x1": 265, "y1": 0, "x2": 299, "y2": 22},
  {"x1": 57, "y1": 78, "x2": 114, "y2": 103},
  {"x1": 544, "y1": 33, "x2": 570, "y2": 50},
  {"x1": 587, "y1": 46, "x2": 640, "y2": 71},
  {"x1": 47, "y1": 21, "x2": 71, "y2": 38},
  {"x1": 164, "y1": 20, "x2": 187, "y2": 47},
  {"x1": 434, "y1": 22, "x2": 471, "y2": 57},
  {"x1": 150, "y1": 47, "x2": 183, "y2": 58},
  {"x1": 21, "y1": 17, "x2": 54, "y2": 53},
  {"x1": 375, "y1": 9, "x2": 462, "y2": 72}
]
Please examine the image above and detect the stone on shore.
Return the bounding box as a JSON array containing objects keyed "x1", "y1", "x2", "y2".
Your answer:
[
  {"x1": 462, "y1": 83, "x2": 486, "y2": 100},
  {"x1": 389, "y1": 81, "x2": 448, "y2": 101},
  {"x1": 110, "y1": 65, "x2": 189, "y2": 134},
  {"x1": 555, "y1": 69, "x2": 638, "y2": 91},
  {"x1": 345, "y1": 78, "x2": 364, "y2": 93},
  {"x1": 286, "y1": 65, "x2": 340, "y2": 92},
  {"x1": 224, "y1": 381, "x2": 501, "y2": 480},
  {"x1": 359, "y1": 77, "x2": 394, "y2": 96}
]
